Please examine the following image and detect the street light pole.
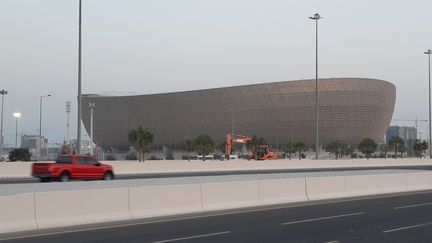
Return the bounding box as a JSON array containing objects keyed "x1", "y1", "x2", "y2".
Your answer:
[
  {"x1": 77, "y1": 0, "x2": 83, "y2": 154},
  {"x1": 425, "y1": 49, "x2": 432, "y2": 159},
  {"x1": 13, "y1": 112, "x2": 21, "y2": 148},
  {"x1": 309, "y1": 13, "x2": 322, "y2": 160},
  {"x1": 39, "y1": 94, "x2": 51, "y2": 160},
  {"x1": 89, "y1": 102, "x2": 95, "y2": 156},
  {"x1": 0, "y1": 90, "x2": 7, "y2": 156}
]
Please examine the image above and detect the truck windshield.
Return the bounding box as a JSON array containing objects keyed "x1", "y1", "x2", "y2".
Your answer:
[{"x1": 56, "y1": 156, "x2": 72, "y2": 164}]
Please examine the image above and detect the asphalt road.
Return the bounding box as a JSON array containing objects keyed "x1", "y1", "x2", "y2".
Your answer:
[
  {"x1": 2, "y1": 164, "x2": 432, "y2": 184},
  {"x1": 3, "y1": 191, "x2": 432, "y2": 242}
]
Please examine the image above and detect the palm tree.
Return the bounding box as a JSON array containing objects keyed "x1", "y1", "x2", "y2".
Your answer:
[
  {"x1": 284, "y1": 141, "x2": 297, "y2": 160},
  {"x1": 194, "y1": 134, "x2": 215, "y2": 161},
  {"x1": 380, "y1": 143, "x2": 390, "y2": 159},
  {"x1": 183, "y1": 139, "x2": 195, "y2": 161},
  {"x1": 128, "y1": 126, "x2": 154, "y2": 162},
  {"x1": 294, "y1": 142, "x2": 308, "y2": 160},
  {"x1": 327, "y1": 140, "x2": 346, "y2": 159},
  {"x1": 358, "y1": 138, "x2": 377, "y2": 159},
  {"x1": 388, "y1": 136, "x2": 404, "y2": 159}
]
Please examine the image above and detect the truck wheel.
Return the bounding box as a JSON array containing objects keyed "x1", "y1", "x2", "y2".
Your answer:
[
  {"x1": 59, "y1": 172, "x2": 70, "y2": 182},
  {"x1": 103, "y1": 172, "x2": 114, "y2": 180}
]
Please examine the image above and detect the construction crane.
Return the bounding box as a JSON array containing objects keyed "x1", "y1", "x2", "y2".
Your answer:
[{"x1": 392, "y1": 118, "x2": 428, "y2": 132}]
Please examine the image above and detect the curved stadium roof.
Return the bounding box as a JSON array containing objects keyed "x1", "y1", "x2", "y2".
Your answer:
[{"x1": 82, "y1": 78, "x2": 396, "y2": 151}]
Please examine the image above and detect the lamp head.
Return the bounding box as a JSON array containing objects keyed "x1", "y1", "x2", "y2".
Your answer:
[
  {"x1": 425, "y1": 49, "x2": 432, "y2": 55},
  {"x1": 13, "y1": 112, "x2": 21, "y2": 118},
  {"x1": 309, "y1": 13, "x2": 321, "y2": 20}
]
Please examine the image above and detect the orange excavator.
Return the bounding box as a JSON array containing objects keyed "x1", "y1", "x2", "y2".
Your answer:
[{"x1": 225, "y1": 134, "x2": 279, "y2": 160}]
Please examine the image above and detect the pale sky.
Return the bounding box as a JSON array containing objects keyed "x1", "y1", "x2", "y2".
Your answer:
[{"x1": 1, "y1": 0, "x2": 432, "y2": 146}]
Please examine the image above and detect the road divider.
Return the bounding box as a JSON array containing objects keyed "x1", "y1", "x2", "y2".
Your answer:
[
  {"x1": 378, "y1": 173, "x2": 408, "y2": 194},
  {"x1": 129, "y1": 184, "x2": 203, "y2": 219},
  {"x1": 2, "y1": 171, "x2": 432, "y2": 234},
  {"x1": 344, "y1": 174, "x2": 380, "y2": 197},
  {"x1": 306, "y1": 176, "x2": 346, "y2": 200},
  {"x1": 259, "y1": 178, "x2": 308, "y2": 205},
  {"x1": 0, "y1": 193, "x2": 36, "y2": 233},
  {"x1": 405, "y1": 172, "x2": 432, "y2": 191},
  {"x1": 202, "y1": 181, "x2": 260, "y2": 211},
  {"x1": 34, "y1": 188, "x2": 130, "y2": 229}
]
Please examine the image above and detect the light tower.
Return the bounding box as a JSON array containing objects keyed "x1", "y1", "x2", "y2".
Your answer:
[
  {"x1": 66, "y1": 101, "x2": 71, "y2": 146},
  {"x1": 89, "y1": 102, "x2": 95, "y2": 156},
  {"x1": 0, "y1": 89, "x2": 7, "y2": 156}
]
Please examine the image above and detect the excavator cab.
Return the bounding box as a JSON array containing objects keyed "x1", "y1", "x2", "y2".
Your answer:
[
  {"x1": 255, "y1": 145, "x2": 269, "y2": 159},
  {"x1": 226, "y1": 134, "x2": 279, "y2": 160},
  {"x1": 254, "y1": 145, "x2": 279, "y2": 160}
]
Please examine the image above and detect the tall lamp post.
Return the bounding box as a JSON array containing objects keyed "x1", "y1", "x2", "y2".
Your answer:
[
  {"x1": 425, "y1": 49, "x2": 432, "y2": 159},
  {"x1": 39, "y1": 94, "x2": 51, "y2": 160},
  {"x1": 309, "y1": 13, "x2": 322, "y2": 160},
  {"x1": 13, "y1": 112, "x2": 21, "y2": 148},
  {"x1": 89, "y1": 102, "x2": 95, "y2": 156},
  {"x1": 77, "y1": 0, "x2": 83, "y2": 154},
  {"x1": 0, "y1": 90, "x2": 7, "y2": 156}
]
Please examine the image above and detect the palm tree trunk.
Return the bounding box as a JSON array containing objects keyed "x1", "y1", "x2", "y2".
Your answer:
[{"x1": 140, "y1": 149, "x2": 143, "y2": 162}]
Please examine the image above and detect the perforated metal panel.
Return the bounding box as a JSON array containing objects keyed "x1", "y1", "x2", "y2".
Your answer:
[{"x1": 82, "y1": 78, "x2": 396, "y2": 150}]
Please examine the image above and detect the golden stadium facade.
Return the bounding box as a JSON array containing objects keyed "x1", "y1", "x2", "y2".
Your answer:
[{"x1": 82, "y1": 78, "x2": 395, "y2": 151}]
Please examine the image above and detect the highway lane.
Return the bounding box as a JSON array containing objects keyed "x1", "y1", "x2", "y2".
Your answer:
[
  {"x1": 3, "y1": 191, "x2": 432, "y2": 242},
  {"x1": 1, "y1": 164, "x2": 432, "y2": 184}
]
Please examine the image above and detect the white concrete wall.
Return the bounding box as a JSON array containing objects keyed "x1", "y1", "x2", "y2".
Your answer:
[
  {"x1": 259, "y1": 178, "x2": 308, "y2": 205},
  {"x1": 129, "y1": 184, "x2": 203, "y2": 218},
  {"x1": 201, "y1": 181, "x2": 260, "y2": 211},
  {"x1": 35, "y1": 188, "x2": 130, "y2": 229},
  {"x1": 0, "y1": 193, "x2": 36, "y2": 233},
  {"x1": 3, "y1": 158, "x2": 432, "y2": 178},
  {"x1": 2, "y1": 171, "x2": 432, "y2": 234}
]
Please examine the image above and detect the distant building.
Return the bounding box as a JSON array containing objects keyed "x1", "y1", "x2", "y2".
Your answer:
[
  {"x1": 21, "y1": 135, "x2": 48, "y2": 160},
  {"x1": 385, "y1": 126, "x2": 417, "y2": 156}
]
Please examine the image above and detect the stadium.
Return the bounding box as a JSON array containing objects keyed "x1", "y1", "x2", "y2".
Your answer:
[{"x1": 81, "y1": 78, "x2": 396, "y2": 153}]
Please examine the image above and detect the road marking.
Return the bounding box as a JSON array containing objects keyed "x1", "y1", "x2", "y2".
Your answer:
[
  {"x1": 323, "y1": 241, "x2": 339, "y2": 243},
  {"x1": 281, "y1": 212, "x2": 364, "y2": 225},
  {"x1": 383, "y1": 222, "x2": 432, "y2": 233},
  {"x1": 1, "y1": 190, "x2": 430, "y2": 241},
  {"x1": 151, "y1": 231, "x2": 231, "y2": 243},
  {"x1": 393, "y1": 202, "x2": 432, "y2": 210}
]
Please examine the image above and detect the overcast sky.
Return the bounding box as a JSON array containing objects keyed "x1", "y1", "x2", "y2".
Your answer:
[{"x1": 1, "y1": 0, "x2": 432, "y2": 146}]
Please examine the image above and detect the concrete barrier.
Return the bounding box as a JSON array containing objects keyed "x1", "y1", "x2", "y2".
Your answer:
[
  {"x1": 344, "y1": 174, "x2": 380, "y2": 197},
  {"x1": 129, "y1": 184, "x2": 203, "y2": 219},
  {"x1": 306, "y1": 176, "x2": 346, "y2": 200},
  {"x1": 377, "y1": 173, "x2": 407, "y2": 194},
  {"x1": 35, "y1": 188, "x2": 131, "y2": 229},
  {"x1": 259, "y1": 178, "x2": 308, "y2": 205},
  {"x1": 201, "y1": 181, "x2": 260, "y2": 211},
  {"x1": 405, "y1": 172, "x2": 432, "y2": 191},
  {"x1": 0, "y1": 193, "x2": 36, "y2": 233},
  {"x1": 3, "y1": 171, "x2": 432, "y2": 234}
]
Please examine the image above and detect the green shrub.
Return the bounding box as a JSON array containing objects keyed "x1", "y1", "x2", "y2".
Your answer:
[{"x1": 9, "y1": 148, "x2": 32, "y2": 162}]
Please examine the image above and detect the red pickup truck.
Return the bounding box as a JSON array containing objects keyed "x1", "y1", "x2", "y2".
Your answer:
[{"x1": 32, "y1": 154, "x2": 114, "y2": 182}]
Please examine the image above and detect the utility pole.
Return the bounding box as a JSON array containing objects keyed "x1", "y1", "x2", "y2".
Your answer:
[
  {"x1": 309, "y1": 13, "x2": 322, "y2": 160},
  {"x1": 89, "y1": 102, "x2": 95, "y2": 156},
  {"x1": 0, "y1": 90, "x2": 7, "y2": 157},
  {"x1": 77, "y1": 0, "x2": 83, "y2": 154},
  {"x1": 66, "y1": 101, "x2": 71, "y2": 146},
  {"x1": 425, "y1": 49, "x2": 432, "y2": 158}
]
